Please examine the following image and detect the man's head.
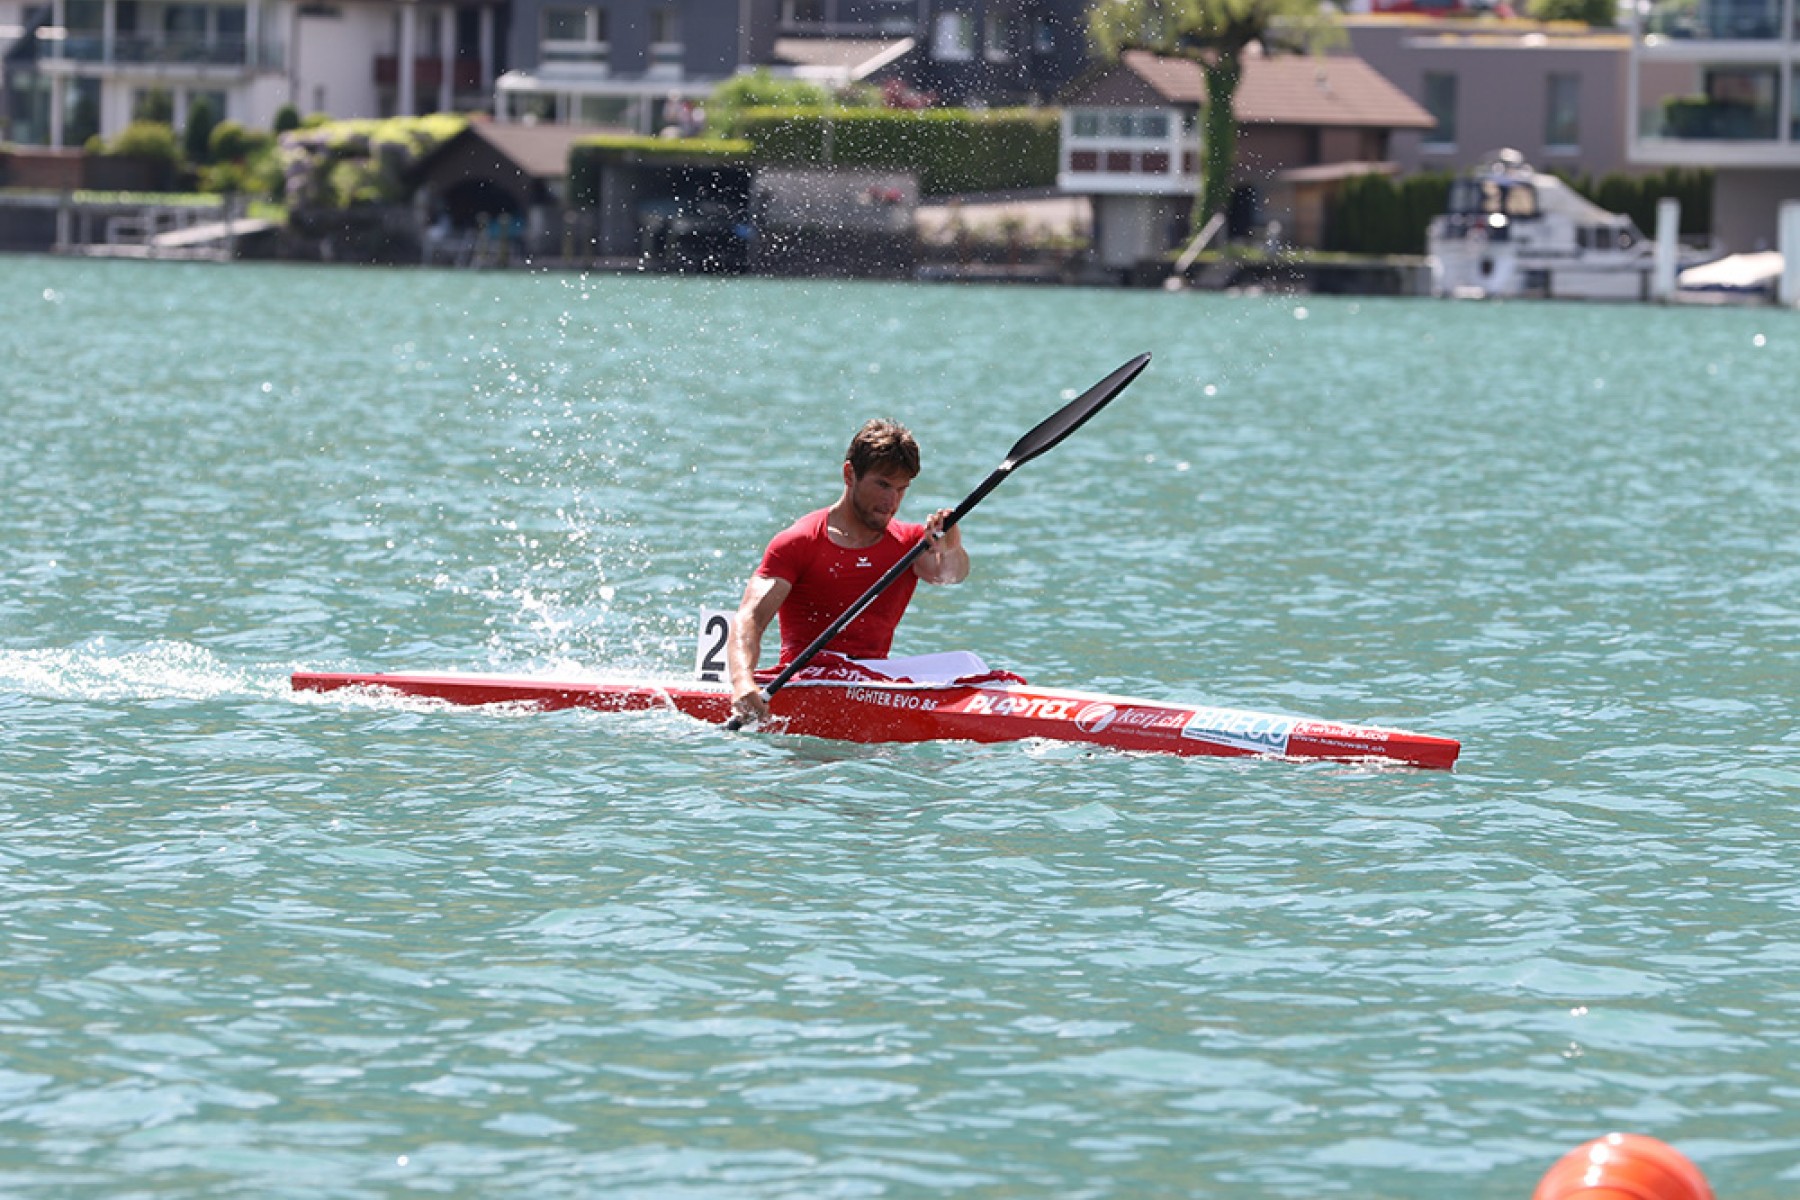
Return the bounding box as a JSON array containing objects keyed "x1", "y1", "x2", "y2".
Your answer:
[{"x1": 845, "y1": 419, "x2": 920, "y2": 482}]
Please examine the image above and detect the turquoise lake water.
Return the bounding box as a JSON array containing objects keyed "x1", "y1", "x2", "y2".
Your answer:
[{"x1": 2, "y1": 256, "x2": 1796, "y2": 1198}]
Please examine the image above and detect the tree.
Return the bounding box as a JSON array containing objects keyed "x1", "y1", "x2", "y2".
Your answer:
[
  {"x1": 1528, "y1": 0, "x2": 1616, "y2": 24},
  {"x1": 133, "y1": 87, "x2": 174, "y2": 125},
  {"x1": 1089, "y1": 0, "x2": 1338, "y2": 228},
  {"x1": 706, "y1": 68, "x2": 877, "y2": 137},
  {"x1": 184, "y1": 94, "x2": 219, "y2": 165}
]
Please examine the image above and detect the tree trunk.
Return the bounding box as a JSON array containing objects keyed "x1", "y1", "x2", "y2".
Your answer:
[{"x1": 1197, "y1": 49, "x2": 1242, "y2": 230}]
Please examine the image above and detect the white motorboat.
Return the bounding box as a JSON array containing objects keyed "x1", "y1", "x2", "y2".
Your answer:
[{"x1": 1427, "y1": 150, "x2": 1655, "y2": 301}]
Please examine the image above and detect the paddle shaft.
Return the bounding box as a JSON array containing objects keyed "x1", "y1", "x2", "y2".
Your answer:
[{"x1": 725, "y1": 353, "x2": 1150, "y2": 732}]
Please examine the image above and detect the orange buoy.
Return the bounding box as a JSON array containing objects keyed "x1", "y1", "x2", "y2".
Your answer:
[{"x1": 1532, "y1": 1133, "x2": 1713, "y2": 1200}]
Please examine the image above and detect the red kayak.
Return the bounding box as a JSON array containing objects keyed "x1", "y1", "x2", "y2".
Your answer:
[{"x1": 290, "y1": 670, "x2": 1461, "y2": 769}]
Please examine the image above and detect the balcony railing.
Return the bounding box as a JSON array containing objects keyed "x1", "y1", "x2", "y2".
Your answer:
[
  {"x1": 374, "y1": 55, "x2": 485, "y2": 91},
  {"x1": 1645, "y1": 96, "x2": 1781, "y2": 139},
  {"x1": 44, "y1": 33, "x2": 281, "y2": 69},
  {"x1": 1642, "y1": 0, "x2": 1784, "y2": 39}
]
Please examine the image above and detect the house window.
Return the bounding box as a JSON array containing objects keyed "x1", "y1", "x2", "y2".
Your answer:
[
  {"x1": 1033, "y1": 17, "x2": 1054, "y2": 55},
  {"x1": 934, "y1": 11, "x2": 973, "y2": 61},
  {"x1": 217, "y1": 5, "x2": 246, "y2": 45},
  {"x1": 1702, "y1": 0, "x2": 1778, "y2": 38},
  {"x1": 164, "y1": 4, "x2": 208, "y2": 36},
  {"x1": 65, "y1": 77, "x2": 102, "y2": 144},
  {"x1": 782, "y1": 0, "x2": 824, "y2": 24},
  {"x1": 1070, "y1": 109, "x2": 1171, "y2": 142},
  {"x1": 63, "y1": 0, "x2": 102, "y2": 60},
  {"x1": 542, "y1": 5, "x2": 607, "y2": 66},
  {"x1": 1066, "y1": 107, "x2": 1185, "y2": 178},
  {"x1": 984, "y1": 12, "x2": 1014, "y2": 62},
  {"x1": 1661, "y1": 65, "x2": 1781, "y2": 138},
  {"x1": 650, "y1": 6, "x2": 681, "y2": 71},
  {"x1": 1134, "y1": 112, "x2": 1169, "y2": 138},
  {"x1": 1545, "y1": 72, "x2": 1579, "y2": 150},
  {"x1": 1422, "y1": 71, "x2": 1457, "y2": 148}
]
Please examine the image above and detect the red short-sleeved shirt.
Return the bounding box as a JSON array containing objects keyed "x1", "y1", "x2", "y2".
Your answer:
[{"x1": 756, "y1": 508, "x2": 927, "y2": 664}]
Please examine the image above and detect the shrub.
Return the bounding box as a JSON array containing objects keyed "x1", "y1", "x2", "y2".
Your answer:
[
  {"x1": 278, "y1": 113, "x2": 467, "y2": 210},
  {"x1": 209, "y1": 119, "x2": 272, "y2": 163},
  {"x1": 198, "y1": 121, "x2": 280, "y2": 196},
  {"x1": 705, "y1": 67, "x2": 874, "y2": 135},
  {"x1": 106, "y1": 120, "x2": 182, "y2": 165},
  {"x1": 1528, "y1": 0, "x2": 1617, "y2": 24},
  {"x1": 134, "y1": 89, "x2": 173, "y2": 125},
  {"x1": 1561, "y1": 166, "x2": 1713, "y2": 237},
  {"x1": 184, "y1": 95, "x2": 219, "y2": 164},
  {"x1": 273, "y1": 104, "x2": 302, "y2": 135},
  {"x1": 733, "y1": 107, "x2": 1060, "y2": 196},
  {"x1": 1325, "y1": 171, "x2": 1453, "y2": 255}
]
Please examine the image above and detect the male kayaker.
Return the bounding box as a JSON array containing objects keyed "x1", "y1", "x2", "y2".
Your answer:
[{"x1": 728, "y1": 418, "x2": 969, "y2": 725}]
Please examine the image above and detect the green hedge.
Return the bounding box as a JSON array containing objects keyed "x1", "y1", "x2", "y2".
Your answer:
[
  {"x1": 568, "y1": 136, "x2": 753, "y2": 208},
  {"x1": 732, "y1": 107, "x2": 1060, "y2": 197},
  {"x1": 1326, "y1": 172, "x2": 1453, "y2": 256},
  {"x1": 1559, "y1": 166, "x2": 1713, "y2": 238},
  {"x1": 1324, "y1": 166, "x2": 1713, "y2": 255}
]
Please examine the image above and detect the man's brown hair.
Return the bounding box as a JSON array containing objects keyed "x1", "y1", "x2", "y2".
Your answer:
[{"x1": 845, "y1": 418, "x2": 920, "y2": 479}]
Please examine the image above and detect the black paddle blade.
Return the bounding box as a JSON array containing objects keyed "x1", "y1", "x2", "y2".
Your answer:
[{"x1": 1002, "y1": 353, "x2": 1151, "y2": 469}]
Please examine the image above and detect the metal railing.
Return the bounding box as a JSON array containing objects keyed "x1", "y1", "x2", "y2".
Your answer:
[{"x1": 44, "y1": 32, "x2": 281, "y2": 68}]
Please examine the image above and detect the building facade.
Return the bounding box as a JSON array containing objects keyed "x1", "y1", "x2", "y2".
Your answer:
[
  {"x1": 494, "y1": 0, "x2": 1090, "y2": 134},
  {"x1": 4, "y1": 0, "x2": 288, "y2": 146},
  {"x1": 1343, "y1": 16, "x2": 1638, "y2": 178},
  {"x1": 1630, "y1": 0, "x2": 1800, "y2": 250},
  {"x1": 1058, "y1": 48, "x2": 1434, "y2": 266},
  {"x1": 2, "y1": 0, "x2": 1090, "y2": 146},
  {"x1": 2, "y1": 0, "x2": 503, "y2": 147},
  {"x1": 498, "y1": 0, "x2": 777, "y2": 132}
]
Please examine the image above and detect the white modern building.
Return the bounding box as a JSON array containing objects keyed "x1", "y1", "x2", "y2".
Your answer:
[
  {"x1": 1631, "y1": 0, "x2": 1800, "y2": 250},
  {"x1": 2, "y1": 0, "x2": 501, "y2": 147}
]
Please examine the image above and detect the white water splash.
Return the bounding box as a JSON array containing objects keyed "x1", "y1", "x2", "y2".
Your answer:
[{"x1": 0, "y1": 640, "x2": 284, "y2": 703}]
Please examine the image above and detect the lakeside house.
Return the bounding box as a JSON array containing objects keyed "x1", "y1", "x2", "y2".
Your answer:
[
  {"x1": 1629, "y1": 0, "x2": 1800, "y2": 253},
  {"x1": 0, "y1": 0, "x2": 1093, "y2": 147},
  {"x1": 484, "y1": 0, "x2": 1097, "y2": 133},
  {"x1": 1058, "y1": 47, "x2": 1435, "y2": 273},
  {"x1": 0, "y1": 0, "x2": 504, "y2": 145},
  {"x1": 1342, "y1": 16, "x2": 1639, "y2": 178}
]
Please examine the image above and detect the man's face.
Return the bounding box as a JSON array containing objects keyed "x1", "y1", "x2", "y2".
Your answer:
[{"x1": 845, "y1": 464, "x2": 914, "y2": 532}]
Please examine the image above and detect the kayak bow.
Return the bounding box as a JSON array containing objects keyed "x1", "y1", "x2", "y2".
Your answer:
[{"x1": 290, "y1": 670, "x2": 1461, "y2": 769}]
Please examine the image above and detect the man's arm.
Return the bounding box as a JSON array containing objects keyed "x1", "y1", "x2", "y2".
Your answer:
[
  {"x1": 727, "y1": 572, "x2": 790, "y2": 724},
  {"x1": 913, "y1": 508, "x2": 969, "y2": 586}
]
